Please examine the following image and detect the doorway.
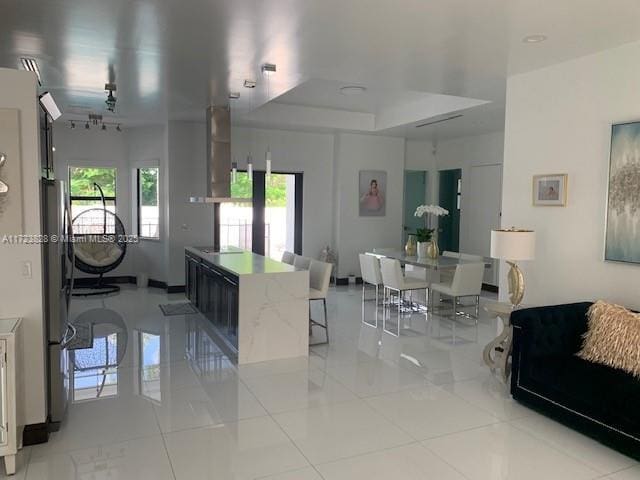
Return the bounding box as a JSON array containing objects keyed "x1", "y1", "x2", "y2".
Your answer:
[
  {"x1": 403, "y1": 170, "x2": 427, "y2": 245},
  {"x1": 217, "y1": 171, "x2": 303, "y2": 260},
  {"x1": 438, "y1": 168, "x2": 462, "y2": 252}
]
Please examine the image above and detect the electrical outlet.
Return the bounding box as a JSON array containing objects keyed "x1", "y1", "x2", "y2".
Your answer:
[{"x1": 21, "y1": 261, "x2": 32, "y2": 278}]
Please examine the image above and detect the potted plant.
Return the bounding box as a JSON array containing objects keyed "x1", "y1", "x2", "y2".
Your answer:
[
  {"x1": 414, "y1": 227, "x2": 433, "y2": 257},
  {"x1": 414, "y1": 205, "x2": 449, "y2": 258}
]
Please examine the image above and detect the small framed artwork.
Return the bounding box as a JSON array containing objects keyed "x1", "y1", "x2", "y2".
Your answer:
[
  {"x1": 532, "y1": 174, "x2": 568, "y2": 206},
  {"x1": 359, "y1": 170, "x2": 387, "y2": 216}
]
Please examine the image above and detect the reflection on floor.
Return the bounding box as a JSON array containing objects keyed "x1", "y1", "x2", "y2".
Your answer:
[{"x1": 6, "y1": 285, "x2": 639, "y2": 479}]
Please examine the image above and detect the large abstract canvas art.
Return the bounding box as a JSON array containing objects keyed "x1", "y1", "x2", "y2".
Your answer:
[{"x1": 605, "y1": 122, "x2": 640, "y2": 264}]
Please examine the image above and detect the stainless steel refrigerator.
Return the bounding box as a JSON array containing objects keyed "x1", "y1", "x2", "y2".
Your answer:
[{"x1": 41, "y1": 178, "x2": 75, "y2": 430}]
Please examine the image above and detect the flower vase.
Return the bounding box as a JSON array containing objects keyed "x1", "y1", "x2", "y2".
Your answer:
[
  {"x1": 426, "y1": 239, "x2": 439, "y2": 259},
  {"x1": 417, "y1": 241, "x2": 428, "y2": 257},
  {"x1": 405, "y1": 235, "x2": 417, "y2": 256}
]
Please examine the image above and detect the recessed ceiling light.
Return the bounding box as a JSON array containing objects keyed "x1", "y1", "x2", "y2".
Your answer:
[
  {"x1": 244, "y1": 79, "x2": 256, "y2": 89},
  {"x1": 229, "y1": 92, "x2": 241, "y2": 99},
  {"x1": 340, "y1": 85, "x2": 367, "y2": 95},
  {"x1": 522, "y1": 34, "x2": 547, "y2": 44}
]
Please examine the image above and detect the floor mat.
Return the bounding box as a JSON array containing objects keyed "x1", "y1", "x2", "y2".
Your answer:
[{"x1": 159, "y1": 302, "x2": 198, "y2": 316}]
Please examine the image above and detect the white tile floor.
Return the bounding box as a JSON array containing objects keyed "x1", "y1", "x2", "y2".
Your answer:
[{"x1": 7, "y1": 285, "x2": 638, "y2": 479}]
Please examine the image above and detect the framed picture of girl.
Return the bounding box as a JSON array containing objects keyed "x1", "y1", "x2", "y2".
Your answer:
[
  {"x1": 532, "y1": 174, "x2": 568, "y2": 206},
  {"x1": 359, "y1": 170, "x2": 387, "y2": 216}
]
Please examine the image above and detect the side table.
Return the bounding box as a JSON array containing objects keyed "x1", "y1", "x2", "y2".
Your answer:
[{"x1": 482, "y1": 302, "x2": 526, "y2": 382}]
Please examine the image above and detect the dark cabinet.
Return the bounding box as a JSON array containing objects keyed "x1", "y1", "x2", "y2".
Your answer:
[
  {"x1": 187, "y1": 252, "x2": 239, "y2": 351},
  {"x1": 185, "y1": 254, "x2": 199, "y2": 304}
]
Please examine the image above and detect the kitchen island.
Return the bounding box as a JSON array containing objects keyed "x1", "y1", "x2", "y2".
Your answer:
[{"x1": 185, "y1": 247, "x2": 309, "y2": 364}]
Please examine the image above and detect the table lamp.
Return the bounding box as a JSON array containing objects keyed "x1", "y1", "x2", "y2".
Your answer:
[{"x1": 490, "y1": 228, "x2": 536, "y2": 307}]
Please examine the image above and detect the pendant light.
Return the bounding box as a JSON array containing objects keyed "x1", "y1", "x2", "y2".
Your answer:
[
  {"x1": 247, "y1": 79, "x2": 255, "y2": 178},
  {"x1": 247, "y1": 154, "x2": 253, "y2": 177},
  {"x1": 262, "y1": 63, "x2": 276, "y2": 177},
  {"x1": 231, "y1": 158, "x2": 238, "y2": 184},
  {"x1": 265, "y1": 149, "x2": 272, "y2": 176}
]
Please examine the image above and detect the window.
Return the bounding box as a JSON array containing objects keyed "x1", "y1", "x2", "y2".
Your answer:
[
  {"x1": 137, "y1": 167, "x2": 160, "y2": 239},
  {"x1": 219, "y1": 171, "x2": 253, "y2": 250},
  {"x1": 69, "y1": 166, "x2": 117, "y2": 234}
]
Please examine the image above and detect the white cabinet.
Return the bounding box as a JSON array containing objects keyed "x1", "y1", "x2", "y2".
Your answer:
[{"x1": 0, "y1": 319, "x2": 23, "y2": 475}]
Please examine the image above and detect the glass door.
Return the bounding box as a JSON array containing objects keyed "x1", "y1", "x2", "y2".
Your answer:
[
  {"x1": 403, "y1": 170, "x2": 427, "y2": 245},
  {"x1": 438, "y1": 168, "x2": 462, "y2": 252},
  {"x1": 265, "y1": 173, "x2": 297, "y2": 261},
  {"x1": 219, "y1": 172, "x2": 253, "y2": 250},
  {"x1": 215, "y1": 171, "x2": 302, "y2": 258}
]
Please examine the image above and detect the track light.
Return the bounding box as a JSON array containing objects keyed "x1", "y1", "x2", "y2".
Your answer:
[
  {"x1": 85, "y1": 122, "x2": 90, "y2": 130},
  {"x1": 101, "y1": 123, "x2": 107, "y2": 131},
  {"x1": 116, "y1": 124, "x2": 122, "y2": 132},
  {"x1": 70, "y1": 121, "x2": 76, "y2": 129}
]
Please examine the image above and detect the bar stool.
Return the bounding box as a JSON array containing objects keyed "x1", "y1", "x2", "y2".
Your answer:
[
  {"x1": 309, "y1": 260, "x2": 333, "y2": 345},
  {"x1": 281, "y1": 251, "x2": 295, "y2": 265}
]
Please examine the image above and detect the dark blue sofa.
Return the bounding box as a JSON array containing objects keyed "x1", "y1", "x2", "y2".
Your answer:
[{"x1": 510, "y1": 302, "x2": 640, "y2": 460}]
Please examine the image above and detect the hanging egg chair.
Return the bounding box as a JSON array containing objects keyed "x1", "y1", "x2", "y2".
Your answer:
[{"x1": 71, "y1": 183, "x2": 127, "y2": 296}]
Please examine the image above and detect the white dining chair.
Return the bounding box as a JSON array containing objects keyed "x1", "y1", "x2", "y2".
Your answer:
[
  {"x1": 459, "y1": 253, "x2": 484, "y2": 262},
  {"x1": 281, "y1": 251, "x2": 295, "y2": 265},
  {"x1": 440, "y1": 251, "x2": 460, "y2": 284},
  {"x1": 430, "y1": 262, "x2": 484, "y2": 320},
  {"x1": 359, "y1": 253, "x2": 383, "y2": 304},
  {"x1": 294, "y1": 255, "x2": 312, "y2": 270},
  {"x1": 309, "y1": 260, "x2": 333, "y2": 345},
  {"x1": 379, "y1": 258, "x2": 429, "y2": 335}
]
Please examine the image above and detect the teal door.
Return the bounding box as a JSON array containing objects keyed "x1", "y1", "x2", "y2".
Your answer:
[
  {"x1": 403, "y1": 171, "x2": 427, "y2": 245},
  {"x1": 438, "y1": 169, "x2": 462, "y2": 252}
]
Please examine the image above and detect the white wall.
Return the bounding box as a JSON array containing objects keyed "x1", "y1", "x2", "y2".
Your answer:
[
  {"x1": 405, "y1": 132, "x2": 504, "y2": 285},
  {"x1": 334, "y1": 133, "x2": 406, "y2": 277},
  {"x1": 435, "y1": 132, "x2": 504, "y2": 285},
  {"x1": 231, "y1": 127, "x2": 335, "y2": 260},
  {"x1": 0, "y1": 68, "x2": 46, "y2": 424},
  {"x1": 502, "y1": 40, "x2": 640, "y2": 309},
  {"x1": 166, "y1": 121, "x2": 213, "y2": 286},
  {"x1": 54, "y1": 127, "x2": 132, "y2": 278},
  {"x1": 233, "y1": 128, "x2": 406, "y2": 279},
  {"x1": 404, "y1": 139, "x2": 438, "y2": 204},
  {"x1": 127, "y1": 125, "x2": 166, "y2": 282}
]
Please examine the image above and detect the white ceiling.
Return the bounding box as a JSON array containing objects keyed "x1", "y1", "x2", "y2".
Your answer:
[
  {"x1": 2, "y1": 0, "x2": 640, "y2": 140},
  {"x1": 274, "y1": 79, "x2": 442, "y2": 115}
]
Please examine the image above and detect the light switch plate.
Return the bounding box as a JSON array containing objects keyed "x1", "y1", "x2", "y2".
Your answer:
[{"x1": 21, "y1": 260, "x2": 32, "y2": 278}]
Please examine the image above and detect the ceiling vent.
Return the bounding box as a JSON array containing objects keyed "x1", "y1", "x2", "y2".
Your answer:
[
  {"x1": 415, "y1": 114, "x2": 463, "y2": 128},
  {"x1": 20, "y1": 57, "x2": 42, "y2": 85}
]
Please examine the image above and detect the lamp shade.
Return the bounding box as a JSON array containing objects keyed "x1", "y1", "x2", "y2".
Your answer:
[{"x1": 490, "y1": 229, "x2": 535, "y2": 261}]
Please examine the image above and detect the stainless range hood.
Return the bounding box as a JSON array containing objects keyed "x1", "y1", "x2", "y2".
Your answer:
[{"x1": 190, "y1": 106, "x2": 251, "y2": 203}]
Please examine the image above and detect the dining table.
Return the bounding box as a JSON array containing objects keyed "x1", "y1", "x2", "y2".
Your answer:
[
  {"x1": 366, "y1": 248, "x2": 491, "y2": 321},
  {"x1": 366, "y1": 248, "x2": 491, "y2": 270}
]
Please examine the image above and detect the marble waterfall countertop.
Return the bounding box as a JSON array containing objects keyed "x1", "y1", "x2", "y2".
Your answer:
[{"x1": 185, "y1": 246, "x2": 300, "y2": 276}]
